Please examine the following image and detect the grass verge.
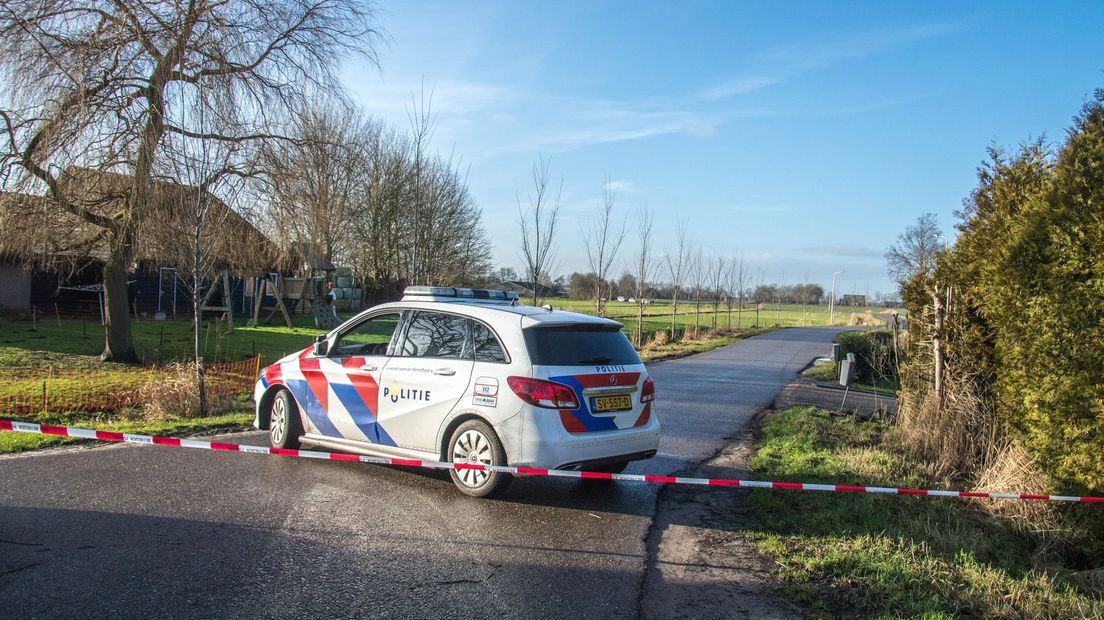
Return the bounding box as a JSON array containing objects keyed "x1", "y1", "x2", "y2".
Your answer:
[
  {"x1": 638, "y1": 327, "x2": 773, "y2": 363},
  {"x1": 801, "y1": 360, "x2": 899, "y2": 396},
  {"x1": 0, "y1": 411, "x2": 255, "y2": 454},
  {"x1": 745, "y1": 407, "x2": 1104, "y2": 618}
]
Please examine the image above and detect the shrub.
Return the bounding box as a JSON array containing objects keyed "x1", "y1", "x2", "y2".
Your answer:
[
  {"x1": 137, "y1": 363, "x2": 239, "y2": 419},
  {"x1": 837, "y1": 330, "x2": 897, "y2": 385}
]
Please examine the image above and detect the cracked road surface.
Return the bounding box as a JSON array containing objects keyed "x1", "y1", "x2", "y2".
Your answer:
[{"x1": 0, "y1": 327, "x2": 844, "y2": 618}]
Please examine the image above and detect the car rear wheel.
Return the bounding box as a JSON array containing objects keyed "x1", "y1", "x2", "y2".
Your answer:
[
  {"x1": 448, "y1": 420, "x2": 511, "y2": 497},
  {"x1": 270, "y1": 389, "x2": 302, "y2": 449}
]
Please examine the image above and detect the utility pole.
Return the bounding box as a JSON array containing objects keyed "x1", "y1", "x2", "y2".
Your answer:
[{"x1": 829, "y1": 270, "x2": 844, "y2": 325}]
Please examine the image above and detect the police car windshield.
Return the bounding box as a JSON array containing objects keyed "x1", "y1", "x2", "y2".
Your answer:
[{"x1": 524, "y1": 324, "x2": 641, "y2": 366}]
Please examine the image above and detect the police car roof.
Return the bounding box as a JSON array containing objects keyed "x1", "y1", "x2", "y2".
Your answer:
[{"x1": 392, "y1": 287, "x2": 622, "y2": 328}]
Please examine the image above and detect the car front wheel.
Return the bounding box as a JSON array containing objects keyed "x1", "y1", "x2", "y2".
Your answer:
[
  {"x1": 269, "y1": 389, "x2": 303, "y2": 449},
  {"x1": 448, "y1": 420, "x2": 511, "y2": 497}
]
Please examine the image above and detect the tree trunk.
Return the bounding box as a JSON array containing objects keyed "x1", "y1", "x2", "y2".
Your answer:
[
  {"x1": 100, "y1": 245, "x2": 139, "y2": 364},
  {"x1": 194, "y1": 288, "x2": 207, "y2": 416},
  {"x1": 194, "y1": 223, "x2": 208, "y2": 416},
  {"x1": 932, "y1": 290, "x2": 944, "y2": 405},
  {"x1": 670, "y1": 296, "x2": 678, "y2": 340}
]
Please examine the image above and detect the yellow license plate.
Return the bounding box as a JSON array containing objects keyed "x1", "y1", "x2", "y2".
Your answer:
[{"x1": 593, "y1": 394, "x2": 632, "y2": 413}]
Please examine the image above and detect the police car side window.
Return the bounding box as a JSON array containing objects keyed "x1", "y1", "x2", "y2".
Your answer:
[
  {"x1": 400, "y1": 311, "x2": 469, "y2": 359},
  {"x1": 331, "y1": 312, "x2": 401, "y2": 357},
  {"x1": 471, "y1": 320, "x2": 507, "y2": 363}
]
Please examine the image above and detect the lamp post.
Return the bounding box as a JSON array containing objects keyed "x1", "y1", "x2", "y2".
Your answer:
[{"x1": 829, "y1": 270, "x2": 844, "y2": 325}]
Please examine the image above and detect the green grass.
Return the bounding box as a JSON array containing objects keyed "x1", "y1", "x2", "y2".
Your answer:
[
  {"x1": 801, "y1": 360, "x2": 900, "y2": 396},
  {"x1": 551, "y1": 299, "x2": 899, "y2": 338},
  {"x1": 745, "y1": 407, "x2": 1104, "y2": 618},
  {"x1": 0, "y1": 411, "x2": 255, "y2": 453},
  {"x1": 0, "y1": 314, "x2": 325, "y2": 366}
]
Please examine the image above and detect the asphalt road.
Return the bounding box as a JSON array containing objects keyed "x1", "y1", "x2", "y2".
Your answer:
[{"x1": 0, "y1": 327, "x2": 845, "y2": 619}]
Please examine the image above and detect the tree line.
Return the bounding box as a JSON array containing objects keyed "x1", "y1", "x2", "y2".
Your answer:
[{"x1": 889, "y1": 91, "x2": 1104, "y2": 507}]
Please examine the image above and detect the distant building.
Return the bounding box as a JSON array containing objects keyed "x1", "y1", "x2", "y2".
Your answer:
[{"x1": 840, "y1": 294, "x2": 867, "y2": 307}]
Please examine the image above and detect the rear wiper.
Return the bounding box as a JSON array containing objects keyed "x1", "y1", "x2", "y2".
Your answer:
[{"x1": 579, "y1": 357, "x2": 613, "y2": 365}]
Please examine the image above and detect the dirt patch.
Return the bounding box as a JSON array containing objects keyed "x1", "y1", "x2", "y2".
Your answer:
[{"x1": 640, "y1": 415, "x2": 806, "y2": 619}]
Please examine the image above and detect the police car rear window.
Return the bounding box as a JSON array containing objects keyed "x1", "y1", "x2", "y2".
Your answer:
[{"x1": 523, "y1": 324, "x2": 641, "y2": 366}]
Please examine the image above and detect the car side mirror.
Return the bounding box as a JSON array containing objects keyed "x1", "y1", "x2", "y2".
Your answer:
[{"x1": 313, "y1": 334, "x2": 329, "y2": 357}]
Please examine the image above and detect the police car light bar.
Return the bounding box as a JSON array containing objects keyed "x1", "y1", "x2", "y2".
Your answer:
[{"x1": 403, "y1": 286, "x2": 520, "y2": 301}]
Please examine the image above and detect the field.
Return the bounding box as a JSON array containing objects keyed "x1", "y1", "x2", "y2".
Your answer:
[
  {"x1": 545, "y1": 298, "x2": 898, "y2": 339},
  {"x1": 1, "y1": 300, "x2": 902, "y2": 366}
]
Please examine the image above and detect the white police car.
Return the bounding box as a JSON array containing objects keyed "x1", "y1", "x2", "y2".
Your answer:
[{"x1": 253, "y1": 287, "x2": 660, "y2": 496}]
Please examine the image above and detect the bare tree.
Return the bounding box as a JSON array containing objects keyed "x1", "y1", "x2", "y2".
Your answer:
[
  {"x1": 406, "y1": 81, "x2": 436, "y2": 285},
  {"x1": 886, "y1": 212, "x2": 947, "y2": 400},
  {"x1": 159, "y1": 102, "x2": 268, "y2": 414},
  {"x1": 688, "y1": 246, "x2": 704, "y2": 337},
  {"x1": 0, "y1": 0, "x2": 378, "y2": 362},
  {"x1": 729, "y1": 253, "x2": 748, "y2": 330},
  {"x1": 631, "y1": 205, "x2": 655, "y2": 346},
  {"x1": 582, "y1": 177, "x2": 627, "y2": 316},
  {"x1": 753, "y1": 268, "x2": 765, "y2": 327},
  {"x1": 261, "y1": 103, "x2": 370, "y2": 289},
  {"x1": 517, "y1": 156, "x2": 561, "y2": 305},
  {"x1": 332, "y1": 116, "x2": 490, "y2": 298},
  {"x1": 708, "y1": 254, "x2": 727, "y2": 330},
  {"x1": 801, "y1": 271, "x2": 810, "y2": 325},
  {"x1": 665, "y1": 220, "x2": 690, "y2": 338},
  {"x1": 886, "y1": 212, "x2": 941, "y2": 285}
]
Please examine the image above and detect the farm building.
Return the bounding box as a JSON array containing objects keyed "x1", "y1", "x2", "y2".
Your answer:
[{"x1": 0, "y1": 168, "x2": 283, "y2": 319}]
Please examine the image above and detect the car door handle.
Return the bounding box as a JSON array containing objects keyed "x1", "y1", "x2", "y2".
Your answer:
[
  {"x1": 433, "y1": 368, "x2": 456, "y2": 376},
  {"x1": 360, "y1": 364, "x2": 379, "y2": 372}
]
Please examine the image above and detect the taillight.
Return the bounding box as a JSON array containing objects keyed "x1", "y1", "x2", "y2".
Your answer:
[
  {"x1": 640, "y1": 377, "x2": 655, "y2": 403},
  {"x1": 507, "y1": 376, "x2": 580, "y2": 409}
]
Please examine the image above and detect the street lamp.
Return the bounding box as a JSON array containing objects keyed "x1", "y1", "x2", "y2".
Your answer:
[{"x1": 829, "y1": 270, "x2": 845, "y2": 325}]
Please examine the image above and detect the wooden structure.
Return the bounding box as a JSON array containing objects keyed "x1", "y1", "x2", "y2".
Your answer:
[
  {"x1": 247, "y1": 274, "x2": 293, "y2": 328},
  {"x1": 198, "y1": 271, "x2": 235, "y2": 331}
]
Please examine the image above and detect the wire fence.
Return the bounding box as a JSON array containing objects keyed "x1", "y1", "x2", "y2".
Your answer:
[{"x1": 0, "y1": 356, "x2": 263, "y2": 416}]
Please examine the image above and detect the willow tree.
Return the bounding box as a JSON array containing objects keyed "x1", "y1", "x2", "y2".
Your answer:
[{"x1": 0, "y1": 0, "x2": 378, "y2": 362}]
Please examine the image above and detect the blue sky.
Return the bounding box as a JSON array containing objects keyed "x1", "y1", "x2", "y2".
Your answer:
[{"x1": 342, "y1": 0, "x2": 1104, "y2": 298}]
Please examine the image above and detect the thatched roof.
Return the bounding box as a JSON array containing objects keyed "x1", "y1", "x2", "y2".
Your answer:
[{"x1": 0, "y1": 167, "x2": 284, "y2": 274}]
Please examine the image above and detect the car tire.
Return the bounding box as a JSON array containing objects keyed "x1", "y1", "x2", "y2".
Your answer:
[
  {"x1": 448, "y1": 420, "x2": 511, "y2": 498},
  {"x1": 269, "y1": 389, "x2": 303, "y2": 449}
]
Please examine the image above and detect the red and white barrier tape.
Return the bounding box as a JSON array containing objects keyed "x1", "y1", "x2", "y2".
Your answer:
[{"x1": 3, "y1": 419, "x2": 1102, "y2": 503}]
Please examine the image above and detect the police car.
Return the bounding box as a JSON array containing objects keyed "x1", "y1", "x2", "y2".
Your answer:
[{"x1": 253, "y1": 286, "x2": 660, "y2": 496}]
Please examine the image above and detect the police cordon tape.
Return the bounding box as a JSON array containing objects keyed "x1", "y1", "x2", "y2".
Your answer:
[{"x1": 3, "y1": 418, "x2": 1103, "y2": 503}]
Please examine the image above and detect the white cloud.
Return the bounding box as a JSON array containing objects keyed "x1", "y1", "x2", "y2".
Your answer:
[
  {"x1": 728, "y1": 205, "x2": 793, "y2": 213},
  {"x1": 801, "y1": 244, "x2": 883, "y2": 258},
  {"x1": 752, "y1": 22, "x2": 963, "y2": 72},
  {"x1": 603, "y1": 180, "x2": 635, "y2": 193},
  {"x1": 699, "y1": 76, "x2": 781, "y2": 101}
]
